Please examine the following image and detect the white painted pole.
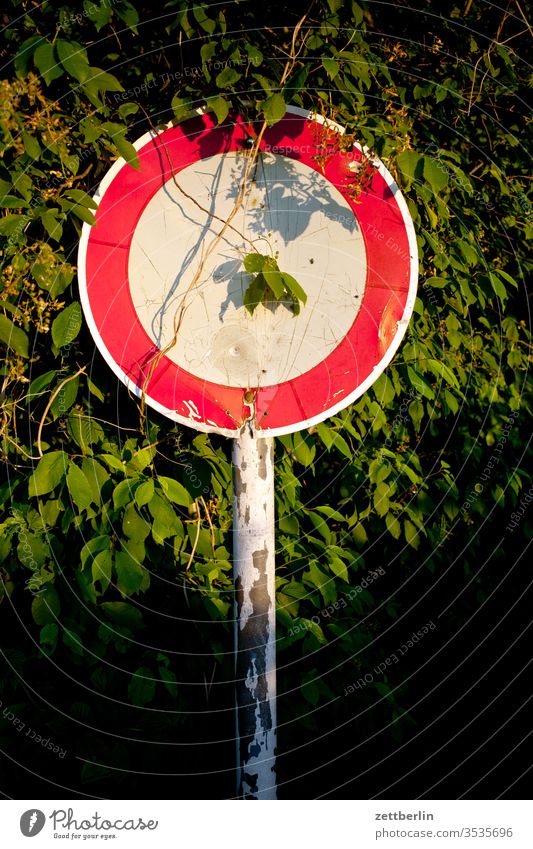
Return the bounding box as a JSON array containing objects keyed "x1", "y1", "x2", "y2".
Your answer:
[{"x1": 232, "y1": 424, "x2": 277, "y2": 800}]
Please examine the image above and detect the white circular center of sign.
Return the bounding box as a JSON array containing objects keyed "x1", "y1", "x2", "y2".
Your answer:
[{"x1": 128, "y1": 151, "x2": 366, "y2": 387}]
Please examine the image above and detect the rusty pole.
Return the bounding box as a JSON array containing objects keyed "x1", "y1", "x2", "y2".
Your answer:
[{"x1": 232, "y1": 424, "x2": 277, "y2": 799}]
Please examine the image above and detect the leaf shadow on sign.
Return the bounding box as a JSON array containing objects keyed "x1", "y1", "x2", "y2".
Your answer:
[
  {"x1": 135, "y1": 146, "x2": 360, "y2": 355},
  {"x1": 212, "y1": 154, "x2": 360, "y2": 319}
]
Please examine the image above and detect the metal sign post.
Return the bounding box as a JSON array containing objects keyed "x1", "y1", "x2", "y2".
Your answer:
[
  {"x1": 78, "y1": 105, "x2": 418, "y2": 800},
  {"x1": 232, "y1": 425, "x2": 277, "y2": 799}
]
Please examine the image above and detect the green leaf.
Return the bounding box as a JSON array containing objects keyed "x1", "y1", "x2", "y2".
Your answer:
[
  {"x1": 302, "y1": 679, "x2": 320, "y2": 705},
  {"x1": 49, "y1": 375, "x2": 79, "y2": 419},
  {"x1": 128, "y1": 444, "x2": 156, "y2": 472},
  {"x1": 404, "y1": 519, "x2": 419, "y2": 549},
  {"x1": 200, "y1": 42, "x2": 217, "y2": 66},
  {"x1": 373, "y1": 373, "x2": 395, "y2": 405},
  {"x1": 331, "y1": 431, "x2": 352, "y2": 459},
  {"x1": 80, "y1": 535, "x2": 110, "y2": 570},
  {"x1": 29, "y1": 451, "x2": 68, "y2": 497},
  {"x1": 40, "y1": 210, "x2": 63, "y2": 242},
  {"x1": 316, "y1": 422, "x2": 334, "y2": 449},
  {"x1": 489, "y1": 272, "x2": 507, "y2": 303},
  {"x1": 113, "y1": 479, "x2": 136, "y2": 510},
  {"x1": 282, "y1": 64, "x2": 309, "y2": 98},
  {"x1": 34, "y1": 42, "x2": 63, "y2": 85},
  {"x1": 21, "y1": 132, "x2": 41, "y2": 160},
  {"x1": 118, "y1": 102, "x2": 140, "y2": 119},
  {"x1": 215, "y1": 67, "x2": 241, "y2": 88},
  {"x1": 374, "y1": 481, "x2": 390, "y2": 517},
  {"x1": 158, "y1": 477, "x2": 191, "y2": 507},
  {"x1": 89, "y1": 68, "x2": 124, "y2": 92},
  {"x1": 301, "y1": 618, "x2": 327, "y2": 644},
  {"x1": 243, "y1": 252, "x2": 266, "y2": 273},
  {"x1": 63, "y1": 628, "x2": 84, "y2": 656},
  {"x1": 115, "y1": 550, "x2": 145, "y2": 596},
  {"x1": 135, "y1": 479, "x2": 155, "y2": 508},
  {"x1": 51, "y1": 302, "x2": 82, "y2": 348},
  {"x1": 0, "y1": 314, "x2": 29, "y2": 358},
  {"x1": 61, "y1": 200, "x2": 96, "y2": 227},
  {"x1": 193, "y1": 4, "x2": 216, "y2": 34},
  {"x1": 409, "y1": 399, "x2": 424, "y2": 432},
  {"x1": 26, "y1": 370, "x2": 57, "y2": 403},
  {"x1": 281, "y1": 272, "x2": 307, "y2": 304},
  {"x1": 64, "y1": 189, "x2": 98, "y2": 209},
  {"x1": 385, "y1": 513, "x2": 401, "y2": 539},
  {"x1": 116, "y1": 0, "x2": 139, "y2": 31},
  {"x1": 66, "y1": 462, "x2": 93, "y2": 512},
  {"x1": 322, "y1": 57, "x2": 339, "y2": 79},
  {"x1": 80, "y1": 458, "x2": 109, "y2": 508},
  {"x1": 14, "y1": 35, "x2": 45, "y2": 76},
  {"x1": 33, "y1": 263, "x2": 73, "y2": 298},
  {"x1": 31, "y1": 586, "x2": 60, "y2": 626},
  {"x1": 407, "y1": 366, "x2": 435, "y2": 400},
  {"x1": 101, "y1": 602, "x2": 144, "y2": 630},
  {"x1": 67, "y1": 414, "x2": 104, "y2": 452},
  {"x1": 208, "y1": 95, "x2": 229, "y2": 125},
  {"x1": 245, "y1": 44, "x2": 263, "y2": 67},
  {"x1": 113, "y1": 133, "x2": 140, "y2": 169},
  {"x1": 396, "y1": 149, "x2": 422, "y2": 184},
  {"x1": 263, "y1": 268, "x2": 285, "y2": 299},
  {"x1": 101, "y1": 453, "x2": 126, "y2": 473},
  {"x1": 426, "y1": 358, "x2": 459, "y2": 389},
  {"x1": 457, "y1": 239, "x2": 479, "y2": 266},
  {"x1": 263, "y1": 92, "x2": 286, "y2": 125},
  {"x1": 122, "y1": 503, "x2": 151, "y2": 541},
  {"x1": 171, "y1": 96, "x2": 196, "y2": 123},
  {"x1": 128, "y1": 666, "x2": 155, "y2": 706},
  {"x1": 40, "y1": 622, "x2": 58, "y2": 653},
  {"x1": 423, "y1": 156, "x2": 448, "y2": 194},
  {"x1": 315, "y1": 505, "x2": 345, "y2": 522},
  {"x1": 0, "y1": 196, "x2": 30, "y2": 209},
  {"x1": 328, "y1": 555, "x2": 348, "y2": 582},
  {"x1": 0, "y1": 214, "x2": 28, "y2": 236},
  {"x1": 56, "y1": 39, "x2": 90, "y2": 82},
  {"x1": 92, "y1": 549, "x2": 112, "y2": 594},
  {"x1": 84, "y1": 0, "x2": 113, "y2": 30},
  {"x1": 148, "y1": 494, "x2": 181, "y2": 542},
  {"x1": 243, "y1": 273, "x2": 266, "y2": 315},
  {"x1": 159, "y1": 665, "x2": 177, "y2": 697},
  {"x1": 291, "y1": 433, "x2": 313, "y2": 466}
]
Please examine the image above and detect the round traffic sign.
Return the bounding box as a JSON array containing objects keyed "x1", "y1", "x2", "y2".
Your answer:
[{"x1": 78, "y1": 106, "x2": 417, "y2": 437}]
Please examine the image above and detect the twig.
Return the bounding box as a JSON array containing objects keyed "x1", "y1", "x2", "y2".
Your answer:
[
  {"x1": 36, "y1": 366, "x2": 86, "y2": 458},
  {"x1": 514, "y1": 1, "x2": 533, "y2": 37},
  {"x1": 186, "y1": 499, "x2": 201, "y2": 571},
  {"x1": 200, "y1": 495, "x2": 216, "y2": 550}
]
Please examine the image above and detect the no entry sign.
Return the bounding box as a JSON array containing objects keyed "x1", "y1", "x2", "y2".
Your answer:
[
  {"x1": 77, "y1": 105, "x2": 419, "y2": 799},
  {"x1": 78, "y1": 106, "x2": 417, "y2": 437}
]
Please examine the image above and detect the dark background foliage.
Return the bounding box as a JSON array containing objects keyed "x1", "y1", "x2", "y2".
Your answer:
[{"x1": 0, "y1": 0, "x2": 531, "y2": 799}]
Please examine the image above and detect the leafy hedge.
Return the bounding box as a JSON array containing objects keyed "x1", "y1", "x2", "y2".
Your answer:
[{"x1": 0, "y1": 0, "x2": 531, "y2": 796}]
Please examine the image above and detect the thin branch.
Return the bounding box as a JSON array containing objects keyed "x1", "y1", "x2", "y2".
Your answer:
[
  {"x1": 186, "y1": 499, "x2": 201, "y2": 571},
  {"x1": 200, "y1": 495, "x2": 216, "y2": 551},
  {"x1": 36, "y1": 366, "x2": 86, "y2": 458}
]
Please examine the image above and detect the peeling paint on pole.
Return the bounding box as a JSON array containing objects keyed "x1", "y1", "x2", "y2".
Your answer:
[{"x1": 232, "y1": 426, "x2": 277, "y2": 799}]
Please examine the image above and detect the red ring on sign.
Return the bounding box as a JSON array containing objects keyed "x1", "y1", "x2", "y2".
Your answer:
[{"x1": 80, "y1": 109, "x2": 415, "y2": 436}]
